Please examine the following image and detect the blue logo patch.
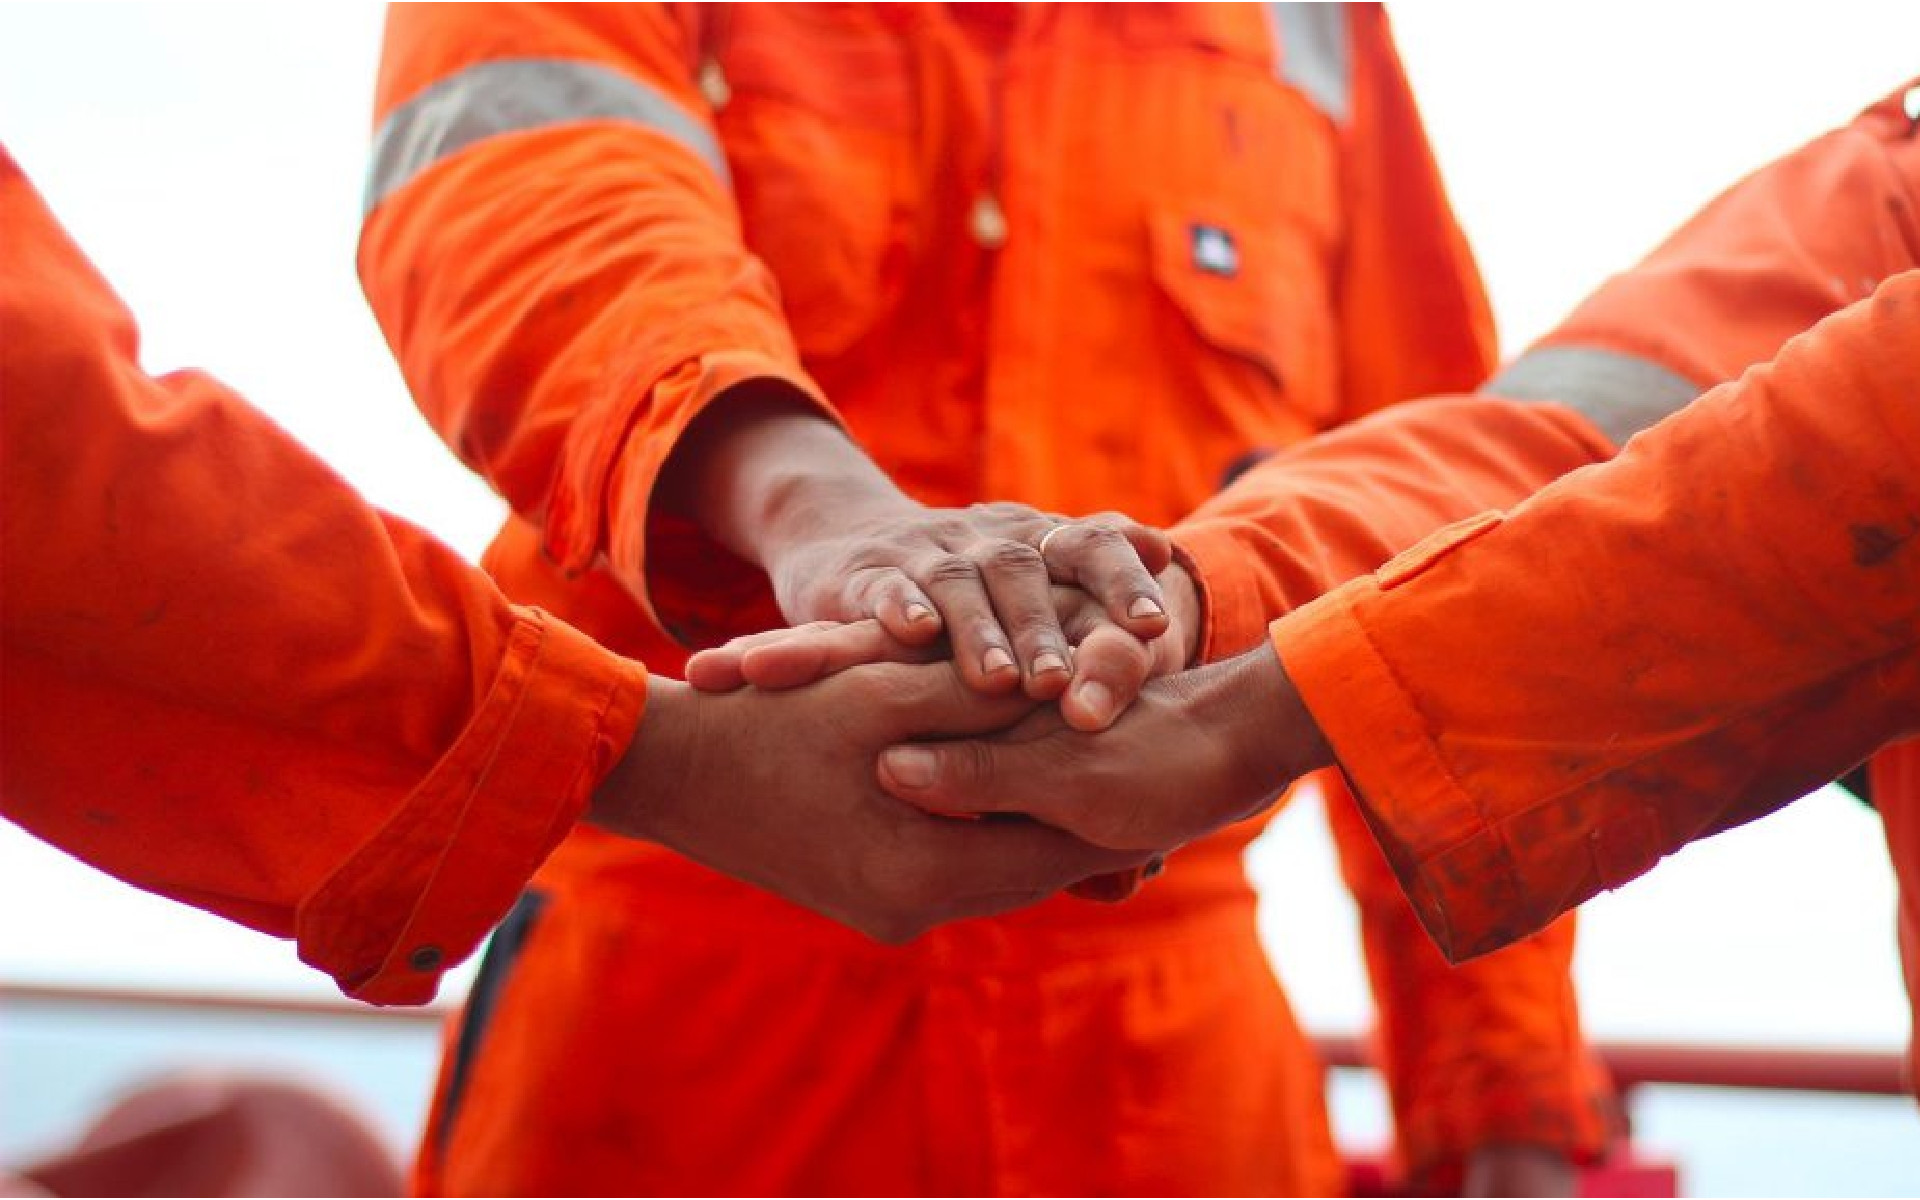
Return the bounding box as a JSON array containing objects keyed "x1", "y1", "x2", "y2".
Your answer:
[{"x1": 1191, "y1": 224, "x2": 1239, "y2": 277}]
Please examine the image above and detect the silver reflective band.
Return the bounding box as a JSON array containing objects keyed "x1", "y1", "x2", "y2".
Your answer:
[
  {"x1": 1483, "y1": 346, "x2": 1705, "y2": 447},
  {"x1": 1264, "y1": 4, "x2": 1350, "y2": 125},
  {"x1": 363, "y1": 57, "x2": 728, "y2": 216}
]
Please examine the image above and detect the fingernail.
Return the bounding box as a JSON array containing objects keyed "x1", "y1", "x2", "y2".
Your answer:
[
  {"x1": 1032, "y1": 650, "x2": 1068, "y2": 676},
  {"x1": 983, "y1": 646, "x2": 1016, "y2": 674},
  {"x1": 1129, "y1": 596, "x2": 1165, "y2": 620},
  {"x1": 905, "y1": 602, "x2": 935, "y2": 624},
  {"x1": 1144, "y1": 855, "x2": 1166, "y2": 880},
  {"x1": 1075, "y1": 680, "x2": 1113, "y2": 725},
  {"x1": 882, "y1": 746, "x2": 937, "y2": 789}
]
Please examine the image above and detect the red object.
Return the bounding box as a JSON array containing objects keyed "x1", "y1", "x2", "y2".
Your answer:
[{"x1": 14, "y1": 1073, "x2": 403, "y2": 1198}]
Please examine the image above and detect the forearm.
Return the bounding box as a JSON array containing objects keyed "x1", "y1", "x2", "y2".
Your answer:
[
  {"x1": 1173, "y1": 395, "x2": 1613, "y2": 658},
  {"x1": 0, "y1": 148, "x2": 650, "y2": 1003},
  {"x1": 656, "y1": 383, "x2": 909, "y2": 568},
  {"x1": 361, "y1": 4, "x2": 834, "y2": 625},
  {"x1": 1276, "y1": 269, "x2": 1920, "y2": 962},
  {"x1": 1177, "y1": 81, "x2": 1920, "y2": 663}
]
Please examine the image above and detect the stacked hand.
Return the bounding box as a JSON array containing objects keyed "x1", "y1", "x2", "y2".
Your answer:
[
  {"x1": 665, "y1": 400, "x2": 1192, "y2": 713},
  {"x1": 648, "y1": 396, "x2": 1326, "y2": 935},
  {"x1": 691, "y1": 623, "x2": 1331, "y2": 861},
  {"x1": 590, "y1": 661, "x2": 1154, "y2": 944}
]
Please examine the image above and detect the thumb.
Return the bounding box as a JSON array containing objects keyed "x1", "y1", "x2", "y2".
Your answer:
[{"x1": 877, "y1": 735, "x2": 1070, "y2": 828}]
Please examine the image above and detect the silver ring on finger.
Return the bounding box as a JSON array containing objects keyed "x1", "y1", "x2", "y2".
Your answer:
[{"x1": 1036, "y1": 522, "x2": 1076, "y2": 560}]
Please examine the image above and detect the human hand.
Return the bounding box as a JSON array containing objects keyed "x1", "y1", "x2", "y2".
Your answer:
[
  {"x1": 764, "y1": 497, "x2": 1176, "y2": 697},
  {"x1": 661, "y1": 398, "x2": 1174, "y2": 696},
  {"x1": 873, "y1": 643, "x2": 1334, "y2": 854},
  {"x1": 687, "y1": 564, "x2": 1203, "y2": 731},
  {"x1": 588, "y1": 662, "x2": 1151, "y2": 943}
]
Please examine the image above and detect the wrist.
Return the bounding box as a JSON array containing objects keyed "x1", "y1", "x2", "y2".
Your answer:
[
  {"x1": 750, "y1": 451, "x2": 919, "y2": 571},
  {"x1": 659, "y1": 379, "x2": 906, "y2": 567},
  {"x1": 586, "y1": 677, "x2": 701, "y2": 844},
  {"x1": 1198, "y1": 643, "x2": 1334, "y2": 813}
]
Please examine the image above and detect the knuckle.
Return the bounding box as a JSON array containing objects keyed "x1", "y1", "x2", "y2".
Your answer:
[
  {"x1": 980, "y1": 540, "x2": 1045, "y2": 576},
  {"x1": 970, "y1": 500, "x2": 1032, "y2": 523},
  {"x1": 1088, "y1": 510, "x2": 1147, "y2": 537},
  {"x1": 848, "y1": 565, "x2": 904, "y2": 604},
  {"x1": 954, "y1": 740, "x2": 1001, "y2": 790},
  {"x1": 921, "y1": 552, "x2": 982, "y2": 587},
  {"x1": 1077, "y1": 523, "x2": 1131, "y2": 554},
  {"x1": 926, "y1": 515, "x2": 972, "y2": 545}
]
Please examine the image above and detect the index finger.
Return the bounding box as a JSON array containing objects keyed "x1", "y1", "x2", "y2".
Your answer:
[
  {"x1": 1039, "y1": 516, "x2": 1172, "y2": 639},
  {"x1": 685, "y1": 621, "x2": 844, "y2": 692},
  {"x1": 740, "y1": 621, "x2": 945, "y2": 690}
]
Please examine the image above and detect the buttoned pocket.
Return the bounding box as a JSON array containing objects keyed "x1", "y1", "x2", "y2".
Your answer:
[{"x1": 1147, "y1": 206, "x2": 1338, "y2": 427}]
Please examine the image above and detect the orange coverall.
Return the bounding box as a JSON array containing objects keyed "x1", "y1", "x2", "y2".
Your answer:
[
  {"x1": 1174, "y1": 77, "x2": 1920, "y2": 1092},
  {"x1": 0, "y1": 147, "x2": 648, "y2": 1007},
  {"x1": 1276, "y1": 266, "x2": 1920, "y2": 1079},
  {"x1": 361, "y1": 5, "x2": 1602, "y2": 1193}
]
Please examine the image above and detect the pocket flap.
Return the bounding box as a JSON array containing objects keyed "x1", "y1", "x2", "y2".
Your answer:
[{"x1": 1148, "y1": 209, "x2": 1289, "y2": 388}]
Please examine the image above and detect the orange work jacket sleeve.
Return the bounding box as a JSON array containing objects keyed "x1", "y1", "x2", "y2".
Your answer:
[
  {"x1": 1173, "y1": 80, "x2": 1920, "y2": 1185},
  {"x1": 1177, "y1": 81, "x2": 1920, "y2": 662},
  {"x1": 358, "y1": 3, "x2": 827, "y2": 644},
  {"x1": 1277, "y1": 267, "x2": 1920, "y2": 964},
  {"x1": 0, "y1": 148, "x2": 649, "y2": 1006}
]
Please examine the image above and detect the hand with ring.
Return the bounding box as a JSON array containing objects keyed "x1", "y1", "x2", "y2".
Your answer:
[{"x1": 689, "y1": 558, "x2": 1203, "y2": 731}]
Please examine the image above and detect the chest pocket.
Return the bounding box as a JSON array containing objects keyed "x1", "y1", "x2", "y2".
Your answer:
[
  {"x1": 1092, "y1": 6, "x2": 1347, "y2": 432},
  {"x1": 709, "y1": 9, "x2": 917, "y2": 363}
]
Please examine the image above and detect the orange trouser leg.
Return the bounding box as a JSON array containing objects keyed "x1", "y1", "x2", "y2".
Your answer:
[{"x1": 412, "y1": 863, "x2": 1343, "y2": 1197}]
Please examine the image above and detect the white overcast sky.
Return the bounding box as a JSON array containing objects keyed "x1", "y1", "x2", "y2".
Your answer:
[{"x1": 0, "y1": 3, "x2": 1916, "y2": 1061}]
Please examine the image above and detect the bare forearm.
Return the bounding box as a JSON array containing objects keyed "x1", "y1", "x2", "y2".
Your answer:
[{"x1": 657, "y1": 381, "x2": 908, "y2": 567}]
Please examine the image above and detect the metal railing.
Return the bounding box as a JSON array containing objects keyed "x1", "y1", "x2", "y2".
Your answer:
[
  {"x1": 1312, "y1": 1031, "x2": 1909, "y2": 1098},
  {"x1": 6, "y1": 980, "x2": 1909, "y2": 1197},
  {"x1": 5, "y1": 977, "x2": 1909, "y2": 1200},
  {"x1": 5, "y1": 980, "x2": 1905, "y2": 1098}
]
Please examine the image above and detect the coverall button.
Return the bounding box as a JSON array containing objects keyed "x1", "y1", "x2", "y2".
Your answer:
[
  {"x1": 700, "y1": 58, "x2": 731, "y2": 110},
  {"x1": 969, "y1": 193, "x2": 1008, "y2": 249},
  {"x1": 408, "y1": 945, "x2": 444, "y2": 972}
]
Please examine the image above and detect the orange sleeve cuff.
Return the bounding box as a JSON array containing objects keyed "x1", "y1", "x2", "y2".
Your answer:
[
  {"x1": 1270, "y1": 546, "x2": 1528, "y2": 966},
  {"x1": 1172, "y1": 520, "x2": 1294, "y2": 662},
  {"x1": 597, "y1": 349, "x2": 839, "y2": 649},
  {"x1": 296, "y1": 608, "x2": 648, "y2": 1006},
  {"x1": 1281, "y1": 584, "x2": 1611, "y2": 1174}
]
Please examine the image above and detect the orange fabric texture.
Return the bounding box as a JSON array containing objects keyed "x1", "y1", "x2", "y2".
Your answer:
[
  {"x1": 360, "y1": 5, "x2": 1596, "y2": 1192},
  {"x1": 1186, "y1": 82, "x2": 1920, "y2": 1163},
  {"x1": 0, "y1": 147, "x2": 648, "y2": 1007},
  {"x1": 1276, "y1": 267, "x2": 1920, "y2": 1063},
  {"x1": 1179, "y1": 83, "x2": 1920, "y2": 660}
]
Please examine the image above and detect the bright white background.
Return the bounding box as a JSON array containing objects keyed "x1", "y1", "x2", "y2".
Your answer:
[{"x1": 1, "y1": 2, "x2": 1916, "y2": 1191}]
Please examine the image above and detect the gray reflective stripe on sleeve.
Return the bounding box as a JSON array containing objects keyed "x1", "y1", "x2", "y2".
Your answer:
[
  {"x1": 363, "y1": 56, "x2": 727, "y2": 216},
  {"x1": 1482, "y1": 346, "x2": 1706, "y2": 447},
  {"x1": 1263, "y1": 4, "x2": 1350, "y2": 125}
]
